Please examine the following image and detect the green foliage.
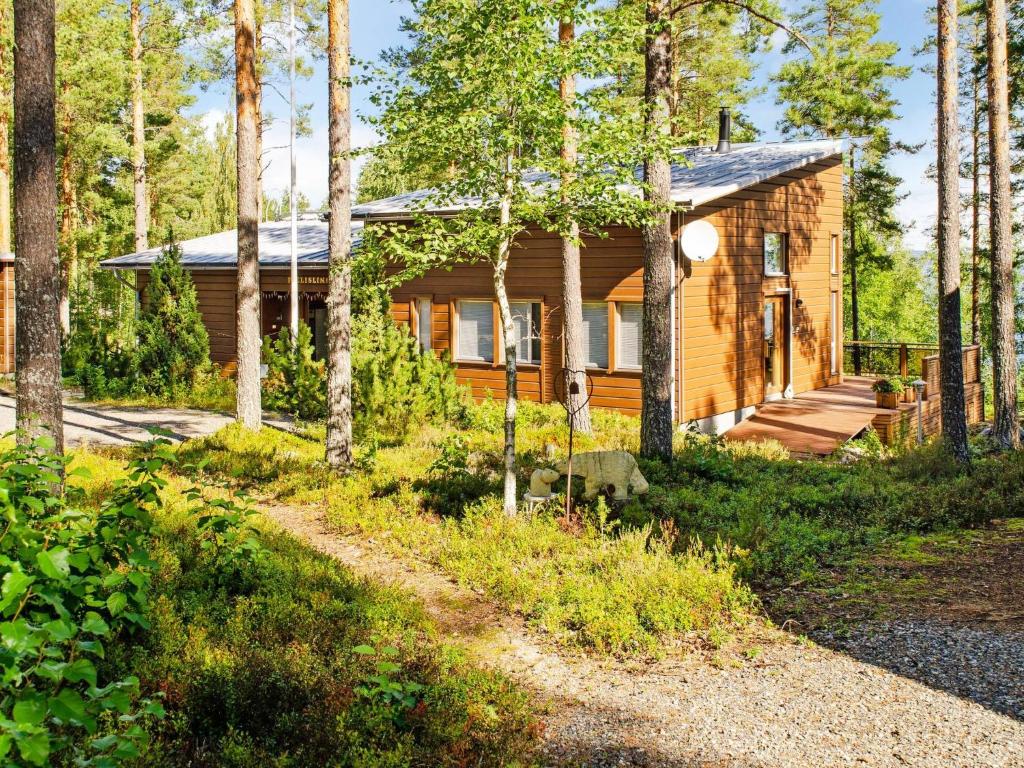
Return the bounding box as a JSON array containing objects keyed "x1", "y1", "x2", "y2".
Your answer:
[
  {"x1": 871, "y1": 376, "x2": 904, "y2": 394},
  {"x1": 66, "y1": 446, "x2": 537, "y2": 767},
  {"x1": 261, "y1": 324, "x2": 328, "y2": 421},
  {"x1": 0, "y1": 436, "x2": 168, "y2": 767},
  {"x1": 351, "y1": 645, "x2": 426, "y2": 713}
]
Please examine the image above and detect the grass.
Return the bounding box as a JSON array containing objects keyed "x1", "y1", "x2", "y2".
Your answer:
[
  {"x1": 177, "y1": 398, "x2": 1024, "y2": 659},
  {"x1": 65, "y1": 445, "x2": 538, "y2": 767}
]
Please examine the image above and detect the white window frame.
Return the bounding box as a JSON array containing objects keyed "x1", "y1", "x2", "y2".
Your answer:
[
  {"x1": 830, "y1": 290, "x2": 839, "y2": 374},
  {"x1": 415, "y1": 297, "x2": 432, "y2": 353},
  {"x1": 830, "y1": 234, "x2": 840, "y2": 275},
  {"x1": 509, "y1": 301, "x2": 542, "y2": 365},
  {"x1": 581, "y1": 302, "x2": 610, "y2": 370},
  {"x1": 615, "y1": 301, "x2": 643, "y2": 371},
  {"x1": 764, "y1": 232, "x2": 788, "y2": 277},
  {"x1": 455, "y1": 299, "x2": 495, "y2": 363}
]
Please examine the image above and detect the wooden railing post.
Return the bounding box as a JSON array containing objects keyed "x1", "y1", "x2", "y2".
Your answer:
[
  {"x1": 854, "y1": 342, "x2": 862, "y2": 376},
  {"x1": 899, "y1": 344, "x2": 908, "y2": 378}
]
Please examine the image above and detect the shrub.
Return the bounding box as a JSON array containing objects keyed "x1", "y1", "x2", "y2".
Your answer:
[
  {"x1": 0, "y1": 437, "x2": 168, "y2": 766},
  {"x1": 871, "y1": 376, "x2": 904, "y2": 394},
  {"x1": 261, "y1": 323, "x2": 328, "y2": 420},
  {"x1": 136, "y1": 241, "x2": 212, "y2": 395}
]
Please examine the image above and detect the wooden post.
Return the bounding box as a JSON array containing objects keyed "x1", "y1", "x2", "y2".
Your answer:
[{"x1": 899, "y1": 344, "x2": 908, "y2": 378}]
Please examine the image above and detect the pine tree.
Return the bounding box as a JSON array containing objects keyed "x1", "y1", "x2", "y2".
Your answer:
[
  {"x1": 773, "y1": 0, "x2": 910, "y2": 365},
  {"x1": 0, "y1": 1, "x2": 11, "y2": 255},
  {"x1": 325, "y1": 0, "x2": 353, "y2": 470},
  {"x1": 235, "y1": 0, "x2": 262, "y2": 430},
  {"x1": 984, "y1": 0, "x2": 1020, "y2": 448},
  {"x1": 14, "y1": 0, "x2": 64, "y2": 451},
  {"x1": 936, "y1": 0, "x2": 970, "y2": 462}
]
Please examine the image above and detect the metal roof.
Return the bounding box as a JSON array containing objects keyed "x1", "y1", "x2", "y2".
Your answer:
[
  {"x1": 100, "y1": 218, "x2": 364, "y2": 271},
  {"x1": 350, "y1": 138, "x2": 846, "y2": 219}
]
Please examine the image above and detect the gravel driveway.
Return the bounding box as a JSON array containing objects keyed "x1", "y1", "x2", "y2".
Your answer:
[
  {"x1": 262, "y1": 502, "x2": 1024, "y2": 768},
  {"x1": 0, "y1": 393, "x2": 249, "y2": 446}
]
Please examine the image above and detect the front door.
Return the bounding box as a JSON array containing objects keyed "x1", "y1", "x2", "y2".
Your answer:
[{"x1": 763, "y1": 296, "x2": 788, "y2": 400}]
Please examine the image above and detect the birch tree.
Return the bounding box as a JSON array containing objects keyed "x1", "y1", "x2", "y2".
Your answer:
[
  {"x1": 13, "y1": 0, "x2": 64, "y2": 450},
  {"x1": 325, "y1": 0, "x2": 353, "y2": 470},
  {"x1": 235, "y1": 0, "x2": 262, "y2": 429},
  {"x1": 984, "y1": 0, "x2": 1020, "y2": 449},
  {"x1": 936, "y1": 0, "x2": 969, "y2": 462}
]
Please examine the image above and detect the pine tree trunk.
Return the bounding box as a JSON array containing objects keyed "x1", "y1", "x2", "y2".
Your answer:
[
  {"x1": 130, "y1": 0, "x2": 148, "y2": 252},
  {"x1": 0, "y1": 1, "x2": 11, "y2": 255},
  {"x1": 848, "y1": 151, "x2": 861, "y2": 375},
  {"x1": 985, "y1": 0, "x2": 1019, "y2": 448},
  {"x1": 640, "y1": 0, "x2": 674, "y2": 461},
  {"x1": 235, "y1": 0, "x2": 262, "y2": 430},
  {"x1": 325, "y1": 0, "x2": 353, "y2": 470},
  {"x1": 936, "y1": 0, "x2": 969, "y2": 462},
  {"x1": 13, "y1": 0, "x2": 63, "y2": 451},
  {"x1": 497, "y1": 153, "x2": 517, "y2": 516},
  {"x1": 971, "y1": 26, "x2": 982, "y2": 348},
  {"x1": 559, "y1": 17, "x2": 591, "y2": 436}
]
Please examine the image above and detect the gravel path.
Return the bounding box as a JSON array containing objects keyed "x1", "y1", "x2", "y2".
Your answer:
[{"x1": 261, "y1": 502, "x2": 1024, "y2": 768}]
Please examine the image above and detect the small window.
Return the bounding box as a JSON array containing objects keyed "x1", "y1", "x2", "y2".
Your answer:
[
  {"x1": 457, "y1": 300, "x2": 494, "y2": 362},
  {"x1": 415, "y1": 298, "x2": 432, "y2": 352},
  {"x1": 830, "y1": 291, "x2": 839, "y2": 374},
  {"x1": 511, "y1": 301, "x2": 542, "y2": 364},
  {"x1": 830, "y1": 234, "x2": 839, "y2": 274},
  {"x1": 764, "y1": 233, "x2": 787, "y2": 276},
  {"x1": 582, "y1": 303, "x2": 609, "y2": 369},
  {"x1": 616, "y1": 302, "x2": 642, "y2": 370}
]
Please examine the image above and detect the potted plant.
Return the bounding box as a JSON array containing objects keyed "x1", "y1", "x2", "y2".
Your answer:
[{"x1": 872, "y1": 376, "x2": 904, "y2": 409}]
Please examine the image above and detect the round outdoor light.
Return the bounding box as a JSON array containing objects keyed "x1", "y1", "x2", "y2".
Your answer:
[{"x1": 679, "y1": 219, "x2": 720, "y2": 262}]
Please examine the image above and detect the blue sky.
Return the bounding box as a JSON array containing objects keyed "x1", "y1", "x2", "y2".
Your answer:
[{"x1": 191, "y1": 0, "x2": 937, "y2": 250}]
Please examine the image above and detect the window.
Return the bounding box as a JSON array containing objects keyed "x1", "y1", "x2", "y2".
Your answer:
[
  {"x1": 511, "y1": 301, "x2": 542, "y2": 364},
  {"x1": 582, "y1": 303, "x2": 609, "y2": 369},
  {"x1": 764, "y1": 233, "x2": 787, "y2": 275},
  {"x1": 415, "y1": 298, "x2": 432, "y2": 352},
  {"x1": 830, "y1": 234, "x2": 839, "y2": 274},
  {"x1": 616, "y1": 302, "x2": 642, "y2": 369},
  {"x1": 457, "y1": 300, "x2": 494, "y2": 362}
]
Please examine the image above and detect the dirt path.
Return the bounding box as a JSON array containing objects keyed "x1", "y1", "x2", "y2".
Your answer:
[{"x1": 261, "y1": 502, "x2": 1024, "y2": 768}]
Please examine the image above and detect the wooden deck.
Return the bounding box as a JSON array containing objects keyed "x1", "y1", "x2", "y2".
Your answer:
[{"x1": 724, "y1": 377, "x2": 902, "y2": 456}]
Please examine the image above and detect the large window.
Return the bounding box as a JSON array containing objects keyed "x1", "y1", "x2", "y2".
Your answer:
[
  {"x1": 457, "y1": 300, "x2": 494, "y2": 362},
  {"x1": 830, "y1": 291, "x2": 839, "y2": 374},
  {"x1": 511, "y1": 301, "x2": 542, "y2": 364},
  {"x1": 616, "y1": 302, "x2": 642, "y2": 370},
  {"x1": 764, "y1": 233, "x2": 787, "y2": 276},
  {"x1": 415, "y1": 298, "x2": 432, "y2": 352},
  {"x1": 582, "y1": 303, "x2": 609, "y2": 369}
]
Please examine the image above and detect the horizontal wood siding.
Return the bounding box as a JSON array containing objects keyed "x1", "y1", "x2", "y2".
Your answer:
[{"x1": 0, "y1": 264, "x2": 13, "y2": 374}]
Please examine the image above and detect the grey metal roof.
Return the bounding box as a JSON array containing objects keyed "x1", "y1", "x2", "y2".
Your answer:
[
  {"x1": 100, "y1": 218, "x2": 364, "y2": 270},
  {"x1": 350, "y1": 138, "x2": 846, "y2": 219}
]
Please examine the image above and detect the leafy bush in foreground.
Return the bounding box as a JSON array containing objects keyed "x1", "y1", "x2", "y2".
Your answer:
[{"x1": 0, "y1": 438, "x2": 167, "y2": 766}]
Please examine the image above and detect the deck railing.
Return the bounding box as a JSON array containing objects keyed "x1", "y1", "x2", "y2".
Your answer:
[{"x1": 843, "y1": 341, "x2": 940, "y2": 378}]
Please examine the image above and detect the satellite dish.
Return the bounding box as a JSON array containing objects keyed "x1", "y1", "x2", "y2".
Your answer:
[{"x1": 679, "y1": 219, "x2": 720, "y2": 262}]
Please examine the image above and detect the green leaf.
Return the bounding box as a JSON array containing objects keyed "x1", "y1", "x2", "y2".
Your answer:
[
  {"x1": 12, "y1": 695, "x2": 47, "y2": 726},
  {"x1": 106, "y1": 592, "x2": 128, "y2": 616},
  {"x1": 49, "y1": 688, "x2": 87, "y2": 723},
  {"x1": 63, "y1": 658, "x2": 97, "y2": 687},
  {"x1": 0, "y1": 567, "x2": 35, "y2": 612},
  {"x1": 352, "y1": 644, "x2": 376, "y2": 655},
  {"x1": 82, "y1": 611, "x2": 110, "y2": 636},
  {"x1": 16, "y1": 730, "x2": 50, "y2": 766},
  {"x1": 36, "y1": 547, "x2": 71, "y2": 580}
]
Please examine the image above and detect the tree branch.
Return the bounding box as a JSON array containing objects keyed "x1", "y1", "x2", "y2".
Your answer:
[{"x1": 670, "y1": 0, "x2": 812, "y2": 51}]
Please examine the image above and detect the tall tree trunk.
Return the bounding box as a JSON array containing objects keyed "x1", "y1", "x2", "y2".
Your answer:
[
  {"x1": 497, "y1": 152, "x2": 517, "y2": 516},
  {"x1": 13, "y1": 0, "x2": 63, "y2": 451},
  {"x1": 0, "y1": 1, "x2": 11, "y2": 255},
  {"x1": 130, "y1": 0, "x2": 148, "y2": 252},
  {"x1": 936, "y1": 0, "x2": 969, "y2": 462},
  {"x1": 849, "y1": 150, "x2": 860, "y2": 375},
  {"x1": 235, "y1": 0, "x2": 262, "y2": 430},
  {"x1": 971, "y1": 24, "x2": 982, "y2": 348},
  {"x1": 640, "y1": 0, "x2": 674, "y2": 461},
  {"x1": 985, "y1": 0, "x2": 1019, "y2": 448},
  {"x1": 325, "y1": 0, "x2": 353, "y2": 470},
  {"x1": 58, "y1": 88, "x2": 74, "y2": 337},
  {"x1": 559, "y1": 16, "x2": 591, "y2": 435}
]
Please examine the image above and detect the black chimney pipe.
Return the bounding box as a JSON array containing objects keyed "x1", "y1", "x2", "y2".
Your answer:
[{"x1": 716, "y1": 107, "x2": 731, "y2": 153}]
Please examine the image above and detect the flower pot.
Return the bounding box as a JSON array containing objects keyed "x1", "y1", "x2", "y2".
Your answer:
[
  {"x1": 903, "y1": 388, "x2": 916, "y2": 403},
  {"x1": 875, "y1": 391, "x2": 900, "y2": 409}
]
